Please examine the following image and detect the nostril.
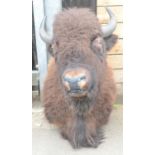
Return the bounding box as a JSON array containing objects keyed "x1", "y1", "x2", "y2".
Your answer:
[
  {"x1": 63, "y1": 81, "x2": 71, "y2": 91},
  {"x1": 80, "y1": 76, "x2": 86, "y2": 81},
  {"x1": 63, "y1": 76, "x2": 71, "y2": 82}
]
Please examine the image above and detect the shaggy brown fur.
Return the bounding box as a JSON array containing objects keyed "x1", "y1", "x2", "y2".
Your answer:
[{"x1": 43, "y1": 8, "x2": 117, "y2": 148}]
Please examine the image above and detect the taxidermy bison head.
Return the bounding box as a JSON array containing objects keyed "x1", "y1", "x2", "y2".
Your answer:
[{"x1": 39, "y1": 8, "x2": 117, "y2": 113}]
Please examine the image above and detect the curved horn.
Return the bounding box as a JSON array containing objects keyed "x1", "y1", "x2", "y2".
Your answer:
[
  {"x1": 39, "y1": 16, "x2": 52, "y2": 44},
  {"x1": 102, "y1": 8, "x2": 117, "y2": 38}
]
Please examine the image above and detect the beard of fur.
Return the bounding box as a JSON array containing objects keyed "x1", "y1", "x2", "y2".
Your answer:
[{"x1": 65, "y1": 88, "x2": 97, "y2": 116}]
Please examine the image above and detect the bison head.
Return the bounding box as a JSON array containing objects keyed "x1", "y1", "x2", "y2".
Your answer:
[{"x1": 40, "y1": 8, "x2": 116, "y2": 113}]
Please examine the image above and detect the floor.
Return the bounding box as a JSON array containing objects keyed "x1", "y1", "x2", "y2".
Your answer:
[{"x1": 32, "y1": 96, "x2": 123, "y2": 155}]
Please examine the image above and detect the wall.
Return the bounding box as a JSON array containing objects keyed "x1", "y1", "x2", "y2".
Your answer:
[{"x1": 97, "y1": 0, "x2": 123, "y2": 94}]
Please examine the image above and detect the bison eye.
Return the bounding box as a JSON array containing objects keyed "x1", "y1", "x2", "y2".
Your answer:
[{"x1": 91, "y1": 36, "x2": 105, "y2": 61}]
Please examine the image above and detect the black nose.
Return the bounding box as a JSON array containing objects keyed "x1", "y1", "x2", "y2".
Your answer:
[
  {"x1": 63, "y1": 75, "x2": 86, "y2": 92},
  {"x1": 62, "y1": 68, "x2": 90, "y2": 94}
]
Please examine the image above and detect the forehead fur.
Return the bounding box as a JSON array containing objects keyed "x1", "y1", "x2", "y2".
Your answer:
[{"x1": 53, "y1": 8, "x2": 102, "y2": 43}]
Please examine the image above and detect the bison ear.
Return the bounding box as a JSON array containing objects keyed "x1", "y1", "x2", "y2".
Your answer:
[
  {"x1": 104, "y1": 34, "x2": 118, "y2": 51},
  {"x1": 47, "y1": 44, "x2": 54, "y2": 56},
  {"x1": 91, "y1": 36, "x2": 105, "y2": 61},
  {"x1": 47, "y1": 38, "x2": 59, "y2": 57}
]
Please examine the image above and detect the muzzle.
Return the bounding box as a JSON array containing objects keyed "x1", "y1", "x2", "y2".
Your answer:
[{"x1": 62, "y1": 67, "x2": 92, "y2": 98}]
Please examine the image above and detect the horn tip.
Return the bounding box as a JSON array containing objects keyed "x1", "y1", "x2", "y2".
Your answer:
[{"x1": 105, "y1": 7, "x2": 112, "y2": 15}]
